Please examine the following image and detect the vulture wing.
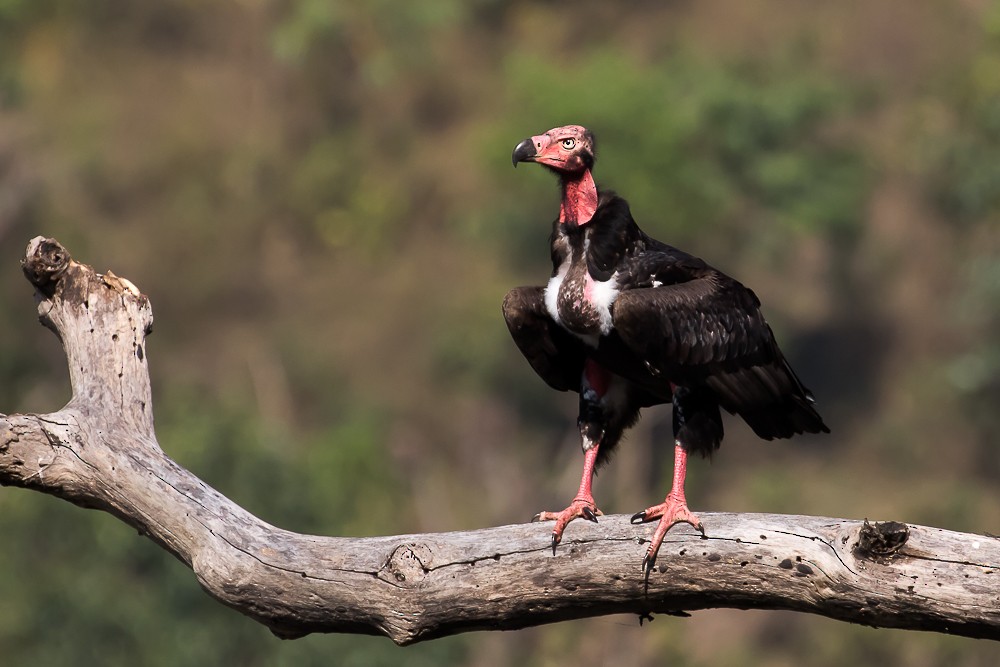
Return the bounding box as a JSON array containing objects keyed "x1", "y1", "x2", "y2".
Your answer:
[
  {"x1": 610, "y1": 258, "x2": 829, "y2": 439},
  {"x1": 502, "y1": 286, "x2": 587, "y2": 392}
]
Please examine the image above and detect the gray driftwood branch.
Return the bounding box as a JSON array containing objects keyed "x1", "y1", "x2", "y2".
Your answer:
[{"x1": 2, "y1": 237, "x2": 999, "y2": 645}]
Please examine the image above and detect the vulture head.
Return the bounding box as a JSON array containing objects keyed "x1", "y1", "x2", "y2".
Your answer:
[{"x1": 512, "y1": 125, "x2": 596, "y2": 175}]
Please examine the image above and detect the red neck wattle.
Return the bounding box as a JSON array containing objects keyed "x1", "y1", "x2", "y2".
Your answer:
[{"x1": 559, "y1": 169, "x2": 598, "y2": 226}]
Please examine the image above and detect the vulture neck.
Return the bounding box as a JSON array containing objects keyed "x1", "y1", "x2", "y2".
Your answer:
[{"x1": 559, "y1": 169, "x2": 598, "y2": 226}]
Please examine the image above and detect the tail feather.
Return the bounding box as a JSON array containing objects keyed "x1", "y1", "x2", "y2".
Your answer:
[{"x1": 705, "y1": 356, "x2": 829, "y2": 440}]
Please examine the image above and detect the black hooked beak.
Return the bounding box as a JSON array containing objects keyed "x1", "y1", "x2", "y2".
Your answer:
[{"x1": 511, "y1": 138, "x2": 537, "y2": 167}]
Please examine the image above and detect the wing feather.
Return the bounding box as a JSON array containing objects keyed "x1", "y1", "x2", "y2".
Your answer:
[
  {"x1": 612, "y1": 274, "x2": 774, "y2": 375},
  {"x1": 502, "y1": 286, "x2": 586, "y2": 392},
  {"x1": 611, "y1": 266, "x2": 828, "y2": 438}
]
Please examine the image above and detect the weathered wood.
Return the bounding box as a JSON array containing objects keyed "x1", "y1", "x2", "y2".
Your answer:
[{"x1": 2, "y1": 237, "x2": 999, "y2": 645}]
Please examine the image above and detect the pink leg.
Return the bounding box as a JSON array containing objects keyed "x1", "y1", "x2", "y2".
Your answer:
[
  {"x1": 532, "y1": 444, "x2": 603, "y2": 553},
  {"x1": 631, "y1": 442, "x2": 704, "y2": 572},
  {"x1": 533, "y1": 360, "x2": 609, "y2": 554}
]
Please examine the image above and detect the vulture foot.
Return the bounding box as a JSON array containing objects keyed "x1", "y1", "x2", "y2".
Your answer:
[
  {"x1": 631, "y1": 495, "x2": 704, "y2": 573},
  {"x1": 533, "y1": 497, "x2": 603, "y2": 555}
]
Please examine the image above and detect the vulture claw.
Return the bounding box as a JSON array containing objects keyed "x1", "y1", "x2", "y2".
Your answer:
[
  {"x1": 641, "y1": 551, "x2": 656, "y2": 575},
  {"x1": 531, "y1": 512, "x2": 543, "y2": 523},
  {"x1": 630, "y1": 510, "x2": 647, "y2": 524},
  {"x1": 532, "y1": 498, "x2": 601, "y2": 554}
]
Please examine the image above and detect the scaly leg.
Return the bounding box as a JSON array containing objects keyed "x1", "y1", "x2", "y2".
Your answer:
[
  {"x1": 533, "y1": 360, "x2": 610, "y2": 554},
  {"x1": 532, "y1": 443, "x2": 603, "y2": 554},
  {"x1": 631, "y1": 442, "x2": 704, "y2": 572}
]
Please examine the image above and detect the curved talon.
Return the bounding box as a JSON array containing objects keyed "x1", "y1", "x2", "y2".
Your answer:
[
  {"x1": 533, "y1": 497, "x2": 601, "y2": 554},
  {"x1": 531, "y1": 513, "x2": 543, "y2": 523},
  {"x1": 641, "y1": 552, "x2": 655, "y2": 575},
  {"x1": 633, "y1": 497, "x2": 702, "y2": 572}
]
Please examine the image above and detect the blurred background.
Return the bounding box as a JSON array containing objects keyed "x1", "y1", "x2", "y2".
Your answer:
[{"x1": 1, "y1": 0, "x2": 999, "y2": 665}]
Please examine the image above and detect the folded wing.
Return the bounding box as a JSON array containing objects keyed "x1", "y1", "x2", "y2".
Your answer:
[
  {"x1": 502, "y1": 286, "x2": 587, "y2": 392},
  {"x1": 611, "y1": 269, "x2": 829, "y2": 439}
]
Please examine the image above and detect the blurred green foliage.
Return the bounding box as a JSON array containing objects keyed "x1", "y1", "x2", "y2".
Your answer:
[
  {"x1": 925, "y1": 2, "x2": 1000, "y2": 481},
  {"x1": 1, "y1": 1, "x2": 999, "y2": 666},
  {"x1": 927, "y1": 3, "x2": 1000, "y2": 222}
]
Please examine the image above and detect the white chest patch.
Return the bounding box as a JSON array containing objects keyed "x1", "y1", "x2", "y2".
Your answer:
[
  {"x1": 544, "y1": 260, "x2": 569, "y2": 324},
  {"x1": 544, "y1": 256, "x2": 620, "y2": 346},
  {"x1": 545, "y1": 261, "x2": 569, "y2": 324}
]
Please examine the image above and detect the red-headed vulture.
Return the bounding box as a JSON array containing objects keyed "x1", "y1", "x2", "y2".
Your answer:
[{"x1": 505, "y1": 125, "x2": 829, "y2": 572}]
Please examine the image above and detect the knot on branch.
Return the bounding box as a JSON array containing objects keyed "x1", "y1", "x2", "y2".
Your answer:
[
  {"x1": 22, "y1": 236, "x2": 70, "y2": 297},
  {"x1": 379, "y1": 543, "x2": 433, "y2": 586},
  {"x1": 855, "y1": 519, "x2": 910, "y2": 559}
]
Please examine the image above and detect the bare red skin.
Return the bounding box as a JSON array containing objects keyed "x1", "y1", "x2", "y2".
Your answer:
[
  {"x1": 524, "y1": 125, "x2": 592, "y2": 173},
  {"x1": 559, "y1": 169, "x2": 598, "y2": 226},
  {"x1": 524, "y1": 125, "x2": 598, "y2": 226},
  {"x1": 583, "y1": 357, "x2": 611, "y2": 396}
]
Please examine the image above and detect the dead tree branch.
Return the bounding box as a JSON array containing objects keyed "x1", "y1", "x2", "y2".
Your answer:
[{"x1": 2, "y1": 237, "x2": 998, "y2": 645}]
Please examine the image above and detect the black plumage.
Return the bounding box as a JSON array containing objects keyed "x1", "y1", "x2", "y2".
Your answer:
[
  {"x1": 505, "y1": 125, "x2": 828, "y2": 570},
  {"x1": 505, "y1": 189, "x2": 826, "y2": 454}
]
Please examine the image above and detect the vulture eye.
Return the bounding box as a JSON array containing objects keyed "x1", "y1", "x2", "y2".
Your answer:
[{"x1": 561, "y1": 138, "x2": 576, "y2": 149}]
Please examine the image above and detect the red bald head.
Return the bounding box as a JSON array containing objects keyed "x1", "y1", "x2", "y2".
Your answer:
[{"x1": 512, "y1": 125, "x2": 597, "y2": 175}]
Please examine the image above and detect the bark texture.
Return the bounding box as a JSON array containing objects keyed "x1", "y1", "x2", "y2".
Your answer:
[{"x1": 2, "y1": 237, "x2": 999, "y2": 645}]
